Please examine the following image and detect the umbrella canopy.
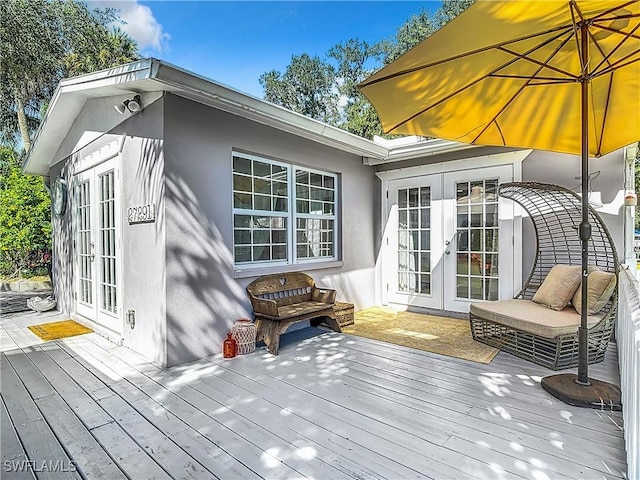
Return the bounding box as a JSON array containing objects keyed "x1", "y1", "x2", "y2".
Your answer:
[
  {"x1": 360, "y1": 0, "x2": 640, "y2": 407},
  {"x1": 360, "y1": 0, "x2": 639, "y2": 158}
]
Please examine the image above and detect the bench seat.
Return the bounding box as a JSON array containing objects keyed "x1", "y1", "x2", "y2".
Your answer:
[{"x1": 256, "y1": 301, "x2": 334, "y2": 321}]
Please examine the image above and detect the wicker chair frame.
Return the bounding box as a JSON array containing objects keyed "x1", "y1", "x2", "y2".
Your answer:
[{"x1": 470, "y1": 182, "x2": 619, "y2": 370}]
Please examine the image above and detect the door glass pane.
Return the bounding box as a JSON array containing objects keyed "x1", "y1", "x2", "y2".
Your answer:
[
  {"x1": 77, "y1": 180, "x2": 92, "y2": 304},
  {"x1": 99, "y1": 170, "x2": 117, "y2": 314},
  {"x1": 455, "y1": 179, "x2": 499, "y2": 301},
  {"x1": 397, "y1": 186, "x2": 431, "y2": 295}
]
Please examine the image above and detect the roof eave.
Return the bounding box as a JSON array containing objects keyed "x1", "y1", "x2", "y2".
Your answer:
[{"x1": 23, "y1": 59, "x2": 157, "y2": 175}]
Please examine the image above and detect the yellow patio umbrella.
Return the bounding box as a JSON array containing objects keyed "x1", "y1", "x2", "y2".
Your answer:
[{"x1": 360, "y1": 0, "x2": 640, "y2": 409}]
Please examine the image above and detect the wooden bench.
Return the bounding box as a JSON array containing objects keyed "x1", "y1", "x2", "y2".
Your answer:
[{"x1": 246, "y1": 272, "x2": 342, "y2": 355}]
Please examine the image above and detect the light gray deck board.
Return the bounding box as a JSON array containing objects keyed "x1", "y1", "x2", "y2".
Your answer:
[
  {"x1": 205, "y1": 353, "x2": 517, "y2": 479},
  {"x1": 25, "y1": 348, "x2": 114, "y2": 430},
  {"x1": 1, "y1": 353, "x2": 80, "y2": 480},
  {"x1": 50, "y1": 342, "x2": 221, "y2": 480},
  {"x1": 0, "y1": 317, "x2": 628, "y2": 480},
  {"x1": 329, "y1": 337, "x2": 627, "y2": 464},
  {"x1": 55, "y1": 339, "x2": 293, "y2": 479},
  {"x1": 90, "y1": 422, "x2": 172, "y2": 480},
  {"x1": 4, "y1": 349, "x2": 126, "y2": 479},
  {"x1": 96, "y1": 339, "x2": 411, "y2": 480},
  {"x1": 67, "y1": 335, "x2": 358, "y2": 480},
  {"x1": 1, "y1": 396, "x2": 35, "y2": 479}
]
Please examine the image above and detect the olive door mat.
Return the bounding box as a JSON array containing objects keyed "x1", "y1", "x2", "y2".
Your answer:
[
  {"x1": 28, "y1": 320, "x2": 93, "y2": 341},
  {"x1": 342, "y1": 307, "x2": 499, "y2": 364}
]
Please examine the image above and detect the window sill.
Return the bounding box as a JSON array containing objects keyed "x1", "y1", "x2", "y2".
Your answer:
[{"x1": 233, "y1": 260, "x2": 344, "y2": 279}]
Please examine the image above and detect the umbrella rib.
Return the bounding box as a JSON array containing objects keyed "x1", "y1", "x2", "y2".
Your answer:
[
  {"x1": 497, "y1": 45, "x2": 577, "y2": 80},
  {"x1": 570, "y1": 2, "x2": 587, "y2": 73},
  {"x1": 590, "y1": 1, "x2": 639, "y2": 23},
  {"x1": 490, "y1": 74, "x2": 573, "y2": 83},
  {"x1": 596, "y1": 71, "x2": 614, "y2": 157},
  {"x1": 594, "y1": 22, "x2": 640, "y2": 41},
  {"x1": 590, "y1": 22, "x2": 640, "y2": 75},
  {"x1": 470, "y1": 33, "x2": 576, "y2": 144},
  {"x1": 359, "y1": 26, "x2": 573, "y2": 88},
  {"x1": 592, "y1": 52, "x2": 640, "y2": 77}
]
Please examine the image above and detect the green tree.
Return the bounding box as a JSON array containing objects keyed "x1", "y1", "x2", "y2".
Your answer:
[
  {"x1": 0, "y1": 0, "x2": 139, "y2": 151},
  {"x1": 260, "y1": 1, "x2": 474, "y2": 139},
  {"x1": 260, "y1": 54, "x2": 340, "y2": 125},
  {"x1": 328, "y1": 39, "x2": 384, "y2": 139},
  {"x1": 0, "y1": 147, "x2": 51, "y2": 277}
]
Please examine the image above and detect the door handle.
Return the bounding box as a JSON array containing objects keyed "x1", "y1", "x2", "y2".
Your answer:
[{"x1": 445, "y1": 249, "x2": 451, "y2": 255}]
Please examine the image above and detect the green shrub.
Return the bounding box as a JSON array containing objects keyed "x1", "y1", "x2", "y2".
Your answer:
[{"x1": 0, "y1": 147, "x2": 51, "y2": 278}]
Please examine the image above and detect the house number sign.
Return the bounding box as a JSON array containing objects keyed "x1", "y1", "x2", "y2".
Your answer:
[{"x1": 127, "y1": 203, "x2": 156, "y2": 224}]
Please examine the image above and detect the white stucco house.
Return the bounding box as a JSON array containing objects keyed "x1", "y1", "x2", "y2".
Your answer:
[{"x1": 23, "y1": 58, "x2": 634, "y2": 368}]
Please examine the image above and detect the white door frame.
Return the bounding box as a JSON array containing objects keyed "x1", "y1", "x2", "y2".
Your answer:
[
  {"x1": 377, "y1": 150, "x2": 527, "y2": 312},
  {"x1": 386, "y1": 176, "x2": 444, "y2": 309},
  {"x1": 72, "y1": 148, "x2": 123, "y2": 337},
  {"x1": 442, "y1": 165, "x2": 515, "y2": 312}
]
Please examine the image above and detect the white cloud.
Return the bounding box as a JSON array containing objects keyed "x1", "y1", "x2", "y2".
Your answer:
[{"x1": 94, "y1": 1, "x2": 170, "y2": 53}]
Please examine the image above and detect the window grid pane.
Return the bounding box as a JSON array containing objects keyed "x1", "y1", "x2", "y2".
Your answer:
[
  {"x1": 232, "y1": 156, "x2": 289, "y2": 213},
  {"x1": 77, "y1": 180, "x2": 93, "y2": 304},
  {"x1": 397, "y1": 186, "x2": 430, "y2": 294},
  {"x1": 294, "y1": 168, "x2": 337, "y2": 261},
  {"x1": 99, "y1": 170, "x2": 117, "y2": 314},
  {"x1": 233, "y1": 154, "x2": 337, "y2": 266},
  {"x1": 455, "y1": 179, "x2": 499, "y2": 301}
]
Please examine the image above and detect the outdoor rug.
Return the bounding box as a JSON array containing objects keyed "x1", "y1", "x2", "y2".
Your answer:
[
  {"x1": 341, "y1": 307, "x2": 499, "y2": 364},
  {"x1": 28, "y1": 319, "x2": 93, "y2": 341}
]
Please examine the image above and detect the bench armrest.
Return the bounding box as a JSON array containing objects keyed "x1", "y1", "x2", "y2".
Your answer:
[
  {"x1": 248, "y1": 295, "x2": 279, "y2": 317},
  {"x1": 312, "y1": 287, "x2": 336, "y2": 304}
]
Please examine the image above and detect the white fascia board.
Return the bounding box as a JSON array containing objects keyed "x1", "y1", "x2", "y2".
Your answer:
[
  {"x1": 364, "y1": 138, "x2": 476, "y2": 165},
  {"x1": 375, "y1": 149, "x2": 533, "y2": 181},
  {"x1": 152, "y1": 61, "x2": 388, "y2": 159},
  {"x1": 23, "y1": 59, "x2": 156, "y2": 175}
]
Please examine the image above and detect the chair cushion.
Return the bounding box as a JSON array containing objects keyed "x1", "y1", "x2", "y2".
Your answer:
[
  {"x1": 532, "y1": 264, "x2": 581, "y2": 311},
  {"x1": 470, "y1": 299, "x2": 602, "y2": 338},
  {"x1": 572, "y1": 269, "x2": 617, "y2": 315}
]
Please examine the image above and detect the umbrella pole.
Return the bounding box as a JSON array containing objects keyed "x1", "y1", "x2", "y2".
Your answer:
[{"x1": 540, "y1": 23, "x2": 621, "y2": 410}]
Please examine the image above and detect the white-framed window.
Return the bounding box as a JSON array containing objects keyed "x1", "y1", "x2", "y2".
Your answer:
[{"x1": 232, "y1": 152, "x2": 338, "y2": 268}]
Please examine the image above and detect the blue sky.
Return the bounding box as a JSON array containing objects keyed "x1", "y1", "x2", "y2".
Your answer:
[{"x1": 95, "y1": 1, "x2": 439, "y2": 97}]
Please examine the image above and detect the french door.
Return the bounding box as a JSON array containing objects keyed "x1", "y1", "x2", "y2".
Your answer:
[
  {"x1": 74, "y1": 158, "x2": 122, "y2": 333},
  {"x1": 385, "y1": 165, "x2": 514, "y2": 313}
]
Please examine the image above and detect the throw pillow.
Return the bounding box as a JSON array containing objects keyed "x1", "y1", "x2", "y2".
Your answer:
[
  {"x1": 572, "y1": 270, "x2": 617, "y2": 315},
  {"x1": 532, "y1": 264, "x2": 581, "y2": 311}
]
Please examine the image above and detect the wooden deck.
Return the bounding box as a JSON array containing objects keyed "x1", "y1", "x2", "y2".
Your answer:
[{"x1": 1, "y1": 309, "x2": 627, "y2": 479}]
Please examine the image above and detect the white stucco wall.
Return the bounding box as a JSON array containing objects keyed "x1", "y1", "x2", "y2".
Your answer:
[
  {"x1": 114, "y1": 99, "x2": 167, "y2": 366},
  {"x1": 521, "y1": 149, "x2": 625, "y2": 278},
  {"x1": 163, "y1": 93, "x2": 378, "y2": 366},
  {"x1": 49, "y1": 96, "x2": 168, "y2": 366}
]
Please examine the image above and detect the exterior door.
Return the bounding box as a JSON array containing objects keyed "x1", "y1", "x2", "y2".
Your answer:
[
  {"x1": 387, "y1": 176, "x2": 444, "y2": 309},
  {"x1": 385, "y1": 165, "x2": 514, "y2": 313},
  {"x1": 74, "y1": 158, "x2": 122, "y2": 333},
  {"x1": 443, "y1": 166, "x2": 514, "y2": 312}
]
